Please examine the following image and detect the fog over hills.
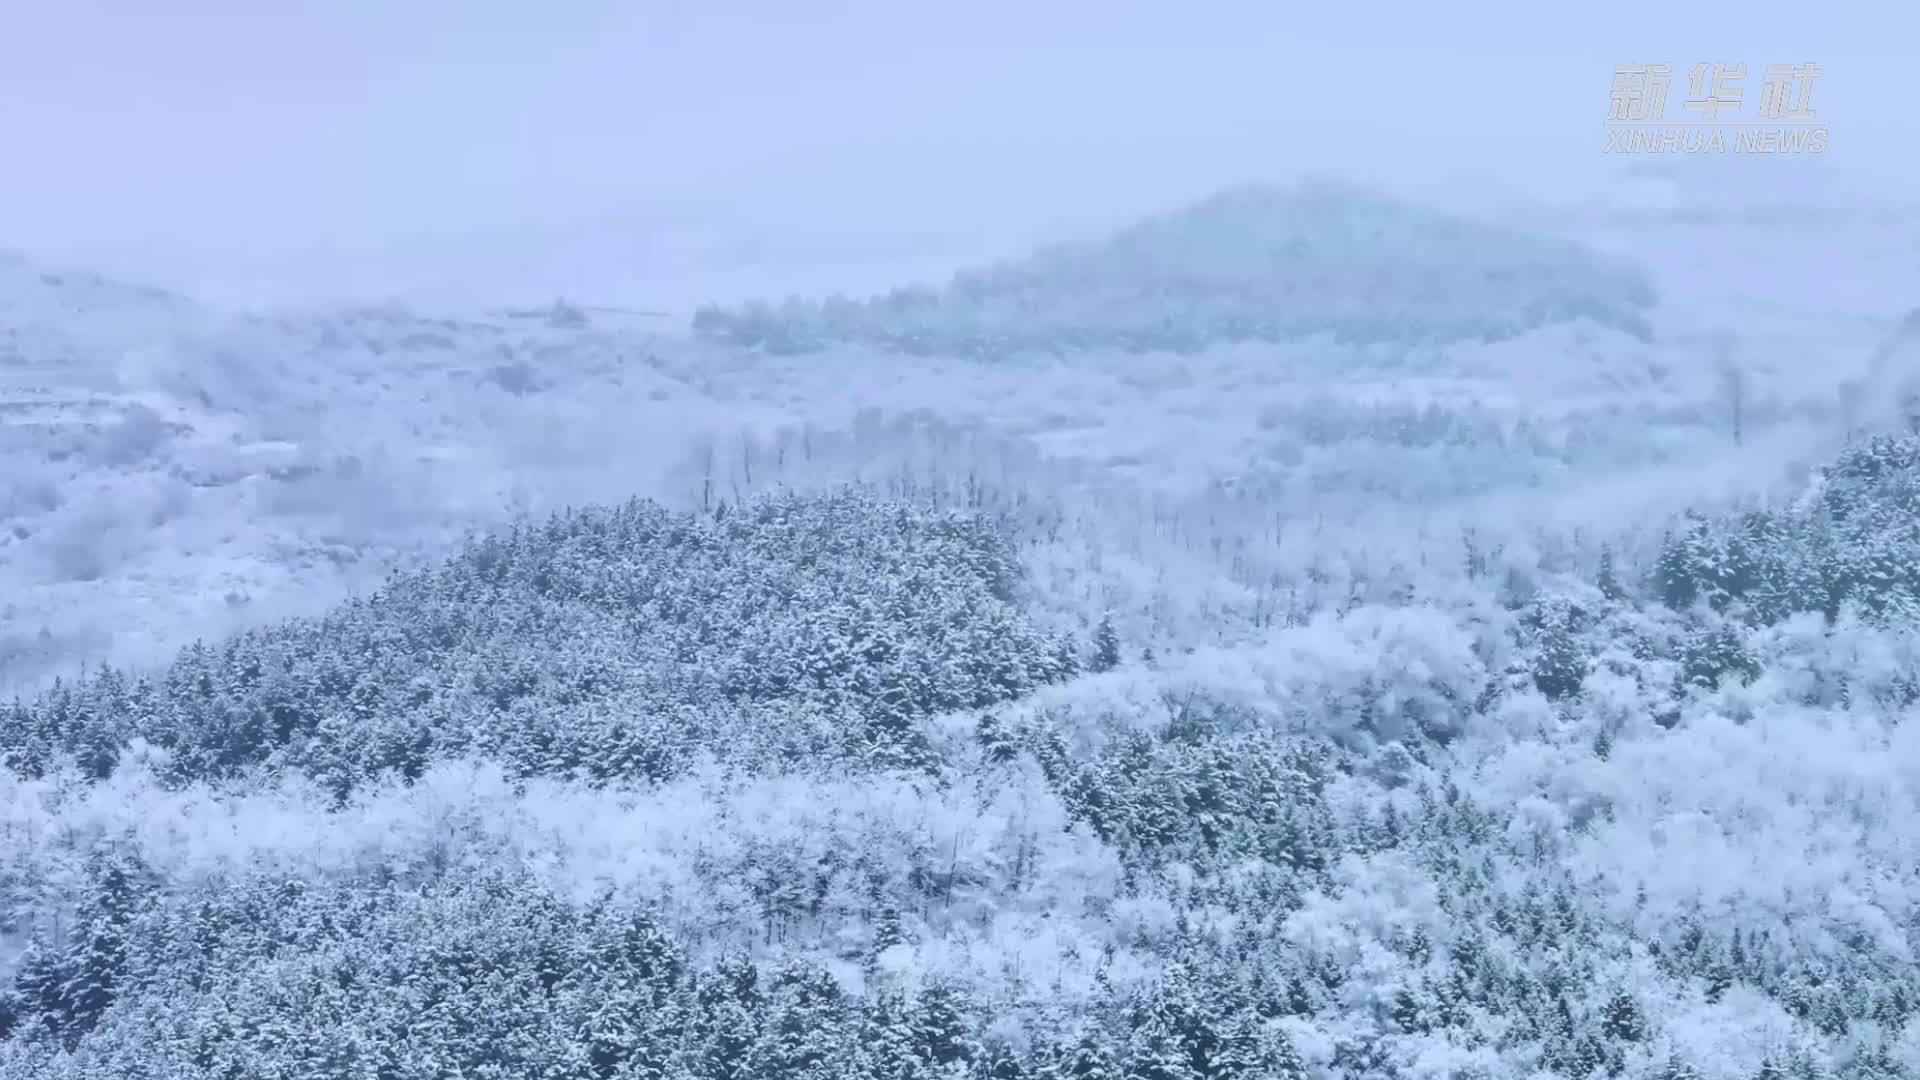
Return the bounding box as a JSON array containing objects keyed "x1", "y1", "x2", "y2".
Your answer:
[
  {"x1": 690, "y1": 183, "x2": 1659, "y2": 357},
  {"x1": 8, "y1": 183, "x2": 1912, "y2": 696},
  {"x1": 5, "y1": 6, "x2": 1920, "y2": 1074}
]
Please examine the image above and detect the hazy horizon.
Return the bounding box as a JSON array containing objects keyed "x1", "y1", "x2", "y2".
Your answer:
[{"x1": 1, "y1": 2, "x2": 1910, "y2": 310}]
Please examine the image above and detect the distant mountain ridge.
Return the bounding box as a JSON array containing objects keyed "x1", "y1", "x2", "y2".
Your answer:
[{"x1": 692, "y1": 181, "x2": 1659, "y2": 357}]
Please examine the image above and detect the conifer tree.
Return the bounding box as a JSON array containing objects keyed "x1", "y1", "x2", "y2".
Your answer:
[{"x1": 1091, "y1": 616, "x2": 1121, "y2": 674}]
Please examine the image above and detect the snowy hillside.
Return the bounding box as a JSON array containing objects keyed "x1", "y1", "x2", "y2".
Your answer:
[
  {"x1": 0, "y1": 278, "x2": 759, "y2": 691},
  {"x1": 7, "y1": 430, "x2": 1920, "y2": 1078},
  {"x1": 4, "y1": 194, "x2": 1916, "y2": 695},
  {"x1": 5, "y1": 184, "x2": 1920, "y2": 1079}
]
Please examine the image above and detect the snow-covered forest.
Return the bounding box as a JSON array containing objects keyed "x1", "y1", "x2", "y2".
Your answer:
[
  {"x1": 4, "y1": 171, "x2": 1920, "y2": 1080},
  {"x1": 690, "y1": 184, "x2": 1659, "y2": 357}
]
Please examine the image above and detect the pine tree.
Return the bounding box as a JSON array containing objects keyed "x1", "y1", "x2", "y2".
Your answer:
[
  {"x1": 1123, "y1": 976, "x2": 1202, "y2": 1080},
  {"x1": 867, "y1": 905, "x2": 908, "y2": 974},
  {"x1": 754, "y1": 962, "x2": 849, "y2": 1079},
  {"x1": 1598, "y1": 546, "x2": 1627, "y2": 602},
  {"x1": 1784, "y1": 1046, "x2": 1829, "y2": 1080},
  {"x1": 1049, "y1": 1024, "x2": 1123, "y2": 1080},
  {"x1": 1392, "y1": 986, "x2": 1430, "y2": 1034},
  {"x1": 1657, "y1": 529, "x2": 1703, "y2": 610},
  {"x1": 1842, "y1": 1044, "x2": 1910, "y2": 1080},
  {"x1": 909, "y1": 980, "x2": 978, "y2": 1072},
  {"x1": 1600, "y1": 990, "x2": 1645, "y2": 1043},
  {"x1": 692, "y1": 955, "x2": 763, "y2": 1080},
  {"x1": 32, "y1": 849, "x2": 153, "y2": 1047},
  {"x1": 1654, "y1": 1054, "x2": 1703, "y2": 1080},
  {"x1": 1265, "y1": 1029, "x2": 1311, "y2": 1080},
  {"x1": 853, "y1": 989, "x2": 925, "y2": 1080},
  {"x1": 1529, "y1": 601, "x2": 1590, "y2": 701},
  {"x1": 975, "y1": 713, "x2": 1020, "y2": 764},
  {"x1": 1207, "y1": 1011, "x2": 1274, "y2": 1079},
  {"x1": 1091, "y1": 616, "x2": 1122, "y2": 673}
]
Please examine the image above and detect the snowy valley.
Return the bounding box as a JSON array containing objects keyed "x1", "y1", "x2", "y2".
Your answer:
[{"x1": 3, "y1": 179, "x2": 1920, "y2": 1080}]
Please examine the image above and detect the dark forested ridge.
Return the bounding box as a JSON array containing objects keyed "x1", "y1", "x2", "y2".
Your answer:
[
  {"x1": 1, "y1": 490, "x2": 1077, "y2": 792},
  {"x1": 4, "y1": 439, "x2": 1920, "y2": 1079}
]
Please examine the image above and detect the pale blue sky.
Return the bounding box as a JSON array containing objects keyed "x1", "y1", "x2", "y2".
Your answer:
[{"x1": 0, "y1": 1, "x2": 1907, "y2": 304}]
